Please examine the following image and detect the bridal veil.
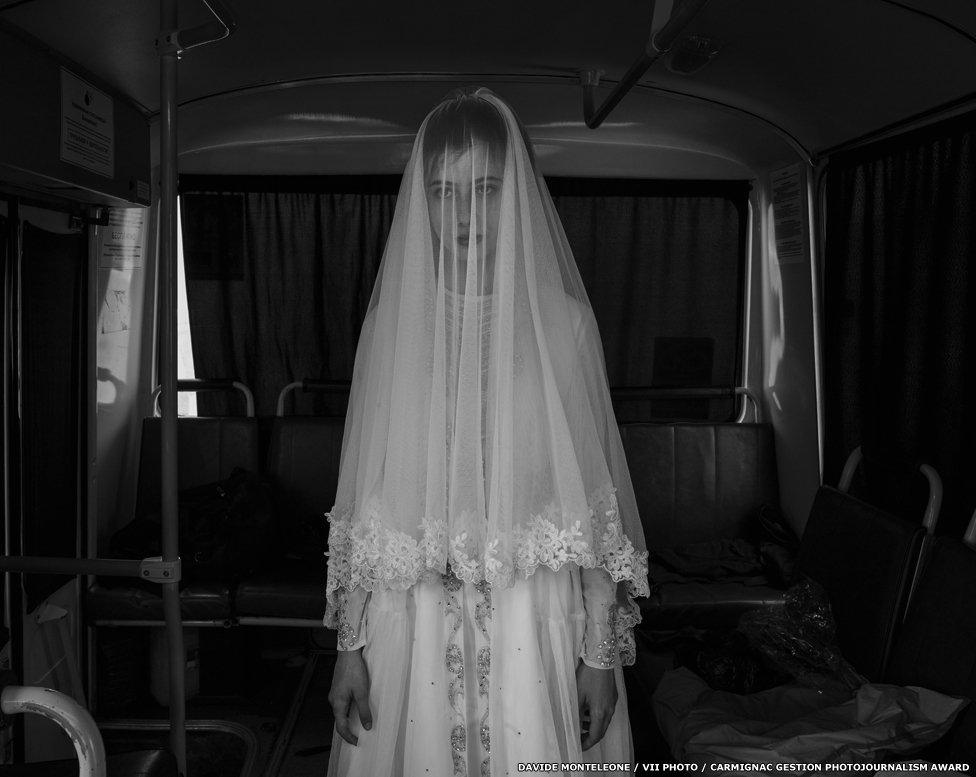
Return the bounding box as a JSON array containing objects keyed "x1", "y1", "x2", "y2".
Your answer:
[{"x1": 324, "y1": 88, "x2": 649, "y2": 653}]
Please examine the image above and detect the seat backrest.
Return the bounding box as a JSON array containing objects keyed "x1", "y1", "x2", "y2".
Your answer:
[
  {"x1": 885, "y1": 536, "x2": 976, "y2": 763},
  {"x1": 618, "y1": 422, "x2": 779, "y2": 548},
  {"x1": 264, "y1": 418, "x2": 779, "y2": 550},
  {"x1": 266, "y1": 416, "x2": 345, "y2": 532},
  {"x1": 797, "y1": 486, "x2": 923, "y2": 681},
  {"x1": 134, "y1": 417, "x2": 261, "y2": 518}
]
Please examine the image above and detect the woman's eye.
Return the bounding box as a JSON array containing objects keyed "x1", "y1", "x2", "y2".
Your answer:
[
  {"x1": 430, "y1": 186, "x2": 452, "y2": 199},
  {"x1": 476, "y1": 183, "x2": 497, "y2": 196}
]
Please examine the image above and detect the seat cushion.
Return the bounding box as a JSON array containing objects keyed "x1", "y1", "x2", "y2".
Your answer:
[
  {"x1": 235, "y1": 564, "x2": 325, "y2": 620},
  {"x1": 87, "y1": 582, "x2": 232, "y2": 622},
  {"x1": 639, "y1": 580, "x2": 786, "y2": 631}
]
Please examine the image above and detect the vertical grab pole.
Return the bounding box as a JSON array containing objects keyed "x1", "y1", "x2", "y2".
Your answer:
[{"x1": 158, "y1": 0, "x2": 187, "y2": 773}]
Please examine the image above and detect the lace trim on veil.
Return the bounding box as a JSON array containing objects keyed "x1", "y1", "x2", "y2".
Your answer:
[{"x1": 324, "y1": 483, "x2": 650, "y2": 599}]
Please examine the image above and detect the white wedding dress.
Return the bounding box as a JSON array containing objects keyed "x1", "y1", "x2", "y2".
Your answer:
[
  {"x1": 323, "y1": 89, "x2": 648, "y2": 777},
  {"x1": 326, "y1": 567, "x2": 634, "y2": 777}
]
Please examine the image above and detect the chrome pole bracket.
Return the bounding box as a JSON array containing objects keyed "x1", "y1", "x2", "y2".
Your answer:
[
  {"x1": 154, "y1": 30, "x2": 182, "y2": 56},
  {"x1": 139, "y1": 556, "x2": 182, "y2": 584}
]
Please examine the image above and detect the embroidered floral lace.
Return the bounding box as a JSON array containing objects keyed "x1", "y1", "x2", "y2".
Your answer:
[{"x1": 324, "y1": 482, "x2": 647, "y2": 663}]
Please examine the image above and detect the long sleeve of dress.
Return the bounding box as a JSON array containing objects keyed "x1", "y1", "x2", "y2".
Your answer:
[
  {"x1": 580, "y1": 566, "x2": 621, "y2": 669},
  {"x1": 331, "y1": 587, "x2": 370, "y2": 651}
]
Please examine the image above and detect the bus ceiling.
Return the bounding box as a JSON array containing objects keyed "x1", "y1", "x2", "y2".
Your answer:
[{"x1": 1, "y1": 0, "x2": 975, "y2": 181}]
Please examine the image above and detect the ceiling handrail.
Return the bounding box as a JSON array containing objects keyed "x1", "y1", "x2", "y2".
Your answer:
[
  {"x1": 582, "y1": 0, "x2": 711, "y2": 129},
  {"x1": 157, "y1": 0, "x2": 237, "y2": 55}
]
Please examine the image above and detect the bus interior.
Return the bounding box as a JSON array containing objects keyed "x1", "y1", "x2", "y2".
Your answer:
[{"x1": 1, "y1": 0, "x2": 976, "y2": 774}]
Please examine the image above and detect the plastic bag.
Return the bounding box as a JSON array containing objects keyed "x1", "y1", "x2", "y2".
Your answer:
[
  {"x1": 738, "y1": 577, "x2": 866, "y2": 695},
  {"x1": 654, "y1": 666, "x2": 969, "y2": 764}
]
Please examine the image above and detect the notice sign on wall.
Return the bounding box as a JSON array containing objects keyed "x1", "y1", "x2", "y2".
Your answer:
[
  {"x1": 98, "y1": 208, "x2": 146, "y2": 270},
  {"x1": 771, "y1": 163, "x2": 809, "y2": 265},
  {"x1": 60, "y1": 68, "x2": 115, "y2": 178}
]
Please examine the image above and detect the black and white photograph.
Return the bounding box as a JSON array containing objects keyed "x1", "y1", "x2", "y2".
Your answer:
[{"x1": 0, "y1": 1, "x2": 974, "y2": 775}]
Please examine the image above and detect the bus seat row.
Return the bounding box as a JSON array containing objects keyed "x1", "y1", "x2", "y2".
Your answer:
[
  {"x1": 87, "y1": 416, "x2": 783, "y2": 632},
  {"x1": 654, "y1": 486, "x2": 973, "y2": 762},
  {"x1": 621, "y1": 422, "x2": 784, "y2": 631}
]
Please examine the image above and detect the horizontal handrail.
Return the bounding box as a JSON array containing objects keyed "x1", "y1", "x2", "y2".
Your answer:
[
  {"x1": 610, "y1": 386, "x2": 762, "y2": 423},
  {"x1": 160, "y1": 0, "x2": 237, "y2": 53},
  {"x1": 582, "y1": 0, "x2": 711, "y2": 128},
  {"x1": 0, "y1": 557, "x2": 140, "y2": 576},
  {"x1": 837, "y1": 446, "x2": 943, "y2": 535},
  {"x1": 0, "y1": 556, "x2": 180, "y2": 583},
  {"x1": 276, "y1": 380, "x2": 352, "y2": 416},
  {"x1": 152, "y1": 379, "x2": 255, "y2": 417},
  {"x1": 275, "y1": 381, "x2": 760, "y2": 420}
]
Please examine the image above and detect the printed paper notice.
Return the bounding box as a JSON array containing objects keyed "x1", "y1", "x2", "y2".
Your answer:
[
  {"x1": 771, "y1": 163, "x2": 808, "y2": 265},
  {"x1": 98, "y1": 208, "x2": 146, "y2": 270},
  {"x1": 60, "y1": 68, "x2": 115, "y2": 178}
]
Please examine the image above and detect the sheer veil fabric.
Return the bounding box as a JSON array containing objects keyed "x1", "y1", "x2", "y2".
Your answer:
[{"x1": 324, "y1": 89, "x2": 649, "y2": 654}]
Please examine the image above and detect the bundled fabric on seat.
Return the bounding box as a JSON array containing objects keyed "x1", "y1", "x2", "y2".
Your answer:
[
  {"x1": 649, "y1": 486, "x2": 948, "y2": 763},
  {"x1": 111, "y1": 468, "x2": 278, "y2": 584},
  {"x1": 653, "y1": 666, "x2": 966, "y2": 764},
  {"x1": 134, "y1": 417, "x2": 261, "y2": 520}
]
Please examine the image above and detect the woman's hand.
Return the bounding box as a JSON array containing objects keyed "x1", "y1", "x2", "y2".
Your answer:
[
  {"x1": 329, "y1": 648, "x2": 373, "y2": 746},
  {"x1": 576, "y1": 661, "x2": 618, "y2": 751}
]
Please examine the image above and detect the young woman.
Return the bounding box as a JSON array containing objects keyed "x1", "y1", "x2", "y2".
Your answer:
[{"x1": 324, "y1": 88, "x2": 649, "y2": 777}]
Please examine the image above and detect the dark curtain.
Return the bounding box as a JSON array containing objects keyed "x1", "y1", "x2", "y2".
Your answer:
[
  {"x1": 549, "y1": 179, "x2": 747, "y2": 422},
  {"x1": 180, "y1": 178, "x2": 399, "y2": 417},
  {"x1": 20, "y1": 222, "x2": 86, "y2": 610},
  {"x1": 824, "y1": 111, "x2": 976, "y2": 538},
  {"x1": 180, "y1": 176, "x2": 748, "y2": 420}
]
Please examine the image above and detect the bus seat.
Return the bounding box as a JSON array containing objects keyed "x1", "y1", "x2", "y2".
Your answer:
[
  {"x1": 234, "y1": 416, "x2": 344, "y2": 621},
  {"x1": 651, "y1": 488, "x2": 932, "y2": 762},
  {"x1": 884, "y1": 535, "x2": 976, "y2": 763},
  {"x1": 87, "y1": 416, "x2": 260, "y2": 624},
  {"x1": 620, "y1": 423, "x2": 780, "y2": 549},
  {"x1": 797, "y1": 486, "x2": 924, "y2": 681},
  {"x1": 621, "y1": 422, "x2": 785, "y2": 631}
]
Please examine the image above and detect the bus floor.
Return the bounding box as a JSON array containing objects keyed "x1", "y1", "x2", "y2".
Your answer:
[
  {"x1": 95, "y1": 628, "x2": 674, "y2": 775},
  {"x1": 96, "y1": 626, "x2": 324, "y2": 777}
]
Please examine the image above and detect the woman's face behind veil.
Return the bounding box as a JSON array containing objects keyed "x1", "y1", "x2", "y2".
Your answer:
[{"x1": 425, "y1": 141, "x2": 505, "y2": 294}]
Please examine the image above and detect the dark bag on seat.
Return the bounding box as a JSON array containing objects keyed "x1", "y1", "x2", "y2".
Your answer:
[
  {"x1": 109, "y1": 467, "x2": 279, "y2": 584},
  {"x1": 178, "y1": 467, "x2": 279, "y2": 582}
]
